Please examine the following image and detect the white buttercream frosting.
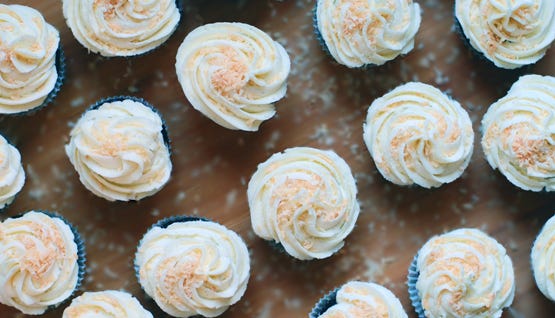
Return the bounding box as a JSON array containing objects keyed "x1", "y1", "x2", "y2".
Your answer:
[
  {"x1": 316, "y1": 0, "x2": 421, "y2": 67},
  {"x1": 456, "y1": 0, "x2": 555, "y2": 69},
  {"x1": 0, "y1": 4, "x2": 59, "y2": 114},
  {"x1": 63, "y1": 290, "x2": 153, "y2": 318},
  {"x1": 0, "y1": 211, "x2": 79, "y2": 315},
  {"x1": 65, "y1": 99, "x2": 172, "y2": 201},
  {"x1": 482, "y1": 74, "x2": 555, "y2": 191},
  {"x1": 247, "y1": 147, "x2": 360, "y2": 260},
  {"x1": 0, "y1": 134, "x2": 25, "y2": 209},
  {"x1": 416, "y1": 228, "x2": 515, "y2": 318},
  {"x1": 363, "y1": 82, "x2": 474, "y2": 188},
  {"x1": 532, "y1": 215, "x2": 555, "y2": 301},
  {"x1": 135, "y1": 220, "x2": 250, "y2": 318},
  {"x1": 319, "y1": 281, "x2": 408, "y2": 318},
  {"x1": 62, "y1": 0, "x2": 180, "y2": 57},
  {"x1": 175, "y1": 22, "x2": 290, "y2": 131}
]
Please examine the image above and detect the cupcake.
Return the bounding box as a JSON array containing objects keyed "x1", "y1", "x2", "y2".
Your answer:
[
  {"x1": 310, "y1": 281, "x2": 408, "y2": 318},
  {"x1": 63, "y1": 290, "x2": 152, "y2": 317},
  {"x1": 531, "y1": 214, "x2": 555, "y2": 301},
  {"x1": 0, "y1": 211, "x2": 86, "y2": 315},
  {"x1": 135, "y1": 216, "x2": 250, "y2": 317},
  {"x1": 247, "y1": 147, "x2": 360, "y2": 261},
  {"x1": 455, "y1": 0, "x2": 555, "y2": 69},
  {"x1": 314, "y1": 0, "x2": 421, "y2": 68},
  {"x1": 62, "y1": 0, "x2": 180, "y2": 57},
  {"x1": 363, "y1": 82, "x2": 474, "y2": 188},
  {"x1": 0, "y1": 134, "x2": 25, "y2": 211},
  {"x1": 175, "y1": 22, "x2": 290, "y2": 131},
  {"x1": 65, "y1": 96, "x2": 172, "y2": 201},
  {"x1": 482, "y1": 74, "x2": 555, "y2": 191},
  {"x1": 0, "y1": 4, "x2": 64, "y2": 114},
  {"x1": 408, "y1": 228, "x2": 515, "y2": 318}
]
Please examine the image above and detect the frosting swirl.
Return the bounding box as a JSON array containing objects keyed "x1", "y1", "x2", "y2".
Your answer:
[
  {"x1": 532, "y1": 215, "x2": 555, "y2": 301},
  {"x1": 247, "y1": 147, "x2": 360, "y2": 260},
  {"x1": 482, "y1": 74, "x2": 555, "y2": 191},
  {"x1": 0, "y1": 134, "x2": 25, "y2": 209},
  {"x1": 62, "y1": 0, "x2": 180, "y2": 57},
  {"x1": 456, "y1": 0, "x2": 555, "y2": 69},
  {"x1": 175, "y1": 22, "x2": 290, "y2": 131},
  {"x1": 65, "y1": 99, "x2": 172, "y2": 201},
  {"x1": 319, "y1": 281, "x2": 408, "y2": 318},
  {"x1": 0, "y1": 4, "x2": 59, "y2": 114},
  {"x1": 63, "y1": 290, "x2": 153, "y2": 318},
  {"x1": 416, "y1": 228, "x2": 515, "y2": 318},
  {"x1": 135, "y1": 220, "x2": 250, "y2": 317},
  {"x1": 316, "y1": 0, "x2": 421, "y2": 67},
  {"x1": 0, "y1": 211, "x2": 79, "y2": 315},
  {"x1": 363, "y1": 82, "x2": 474, "y2": 188}
]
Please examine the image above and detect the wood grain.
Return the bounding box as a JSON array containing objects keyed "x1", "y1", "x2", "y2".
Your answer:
[{"x1": 1, "y1": 0, "x2": 555, "y2": 317}]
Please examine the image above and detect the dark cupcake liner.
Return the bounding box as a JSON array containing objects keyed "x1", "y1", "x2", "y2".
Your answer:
[
  {"x1": 309, "y1": 287, "x2": 339, "y2": 318},
  {"x1": 407, "y1": 253, "x2": 426, "y2": 318},
  {"x1": 8, "y1": 210, "x2": 86, "y2": 312}
]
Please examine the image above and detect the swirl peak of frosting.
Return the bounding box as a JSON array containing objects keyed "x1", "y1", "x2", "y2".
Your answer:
[
  {"x1": 65, "y1": 98, "x2": 172, "y2": 201},
  {"x1": 532, "y1": 215, "x2": 555, "y2": 301},
  {"x1": 416, "y1": 228, "x2": 515, "y2": 318},
  {"x1": 363, "y1": 82, "x2": 474, "y2": 188},
  {"x1": 316, "y1": 0, "x2": 421, "y2": 67},
  {"x1": 0, "y1": 134, "x2": 25, "y2": 209},
  {"x1": 247, "y1": 147, "x2": 360, "y2": 260},
  {"x1": 481, "y1": 74, "x2": 555, "y2": 191},
  {"x1": 319, "y1": 281, "x2": 408, "y2": 318},
  {"x1": 0, "y1": 211, "x2": 79, "y2": 315},
  {"x1": 63, "y1": 290, "x2": 153, "y2": 318},
  {"x1": 135, "y1": 220, "x2": 250, "y2": 317},
  {"x1": 456, "y1": 0, "x2": 555, "y2": 69},
  {"x1": 0, "y1": 4, "x2": 59, "y2": 114},
  {"x1": 62, "y1": 0, "x2": 180, "y2": 57},
  {"x1": 176, "y1": 22, "x2": 291, "y2": 131}
]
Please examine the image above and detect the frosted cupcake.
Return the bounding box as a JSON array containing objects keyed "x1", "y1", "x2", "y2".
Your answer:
[
  {"x1": 310, "y1": 281, "x2": 408, "y2": 318},
  {"x1": 0, "y1": 134, "x2": 25, "y2": 211},
  {"x1": 531, "y1": 214, "x2": 555, "y2": 301},
  {"x1": 455, "y1": 0, "x2": 555, "y2": 69},
  {"x1": 363, "y1": 82, "x2": 474, "y2": 188},
  {"x1": 408, "y1": 228, "x2": 515, "y2": 318},
  {"x1": 0, "y1": 4, "x2": 64, "y2": 114},
  {"x1": 482, "y1": 74, "x2": 555, "y2": 191},
  {"x1": 314, "y1": 0, "x2": 421, "y2": 68},
  {"x1": 175, "y1": 22, "x2": 290, "y2": 131},
  {"x1": 65, "y1": 96, "x2": 172, "y2": 201},
  {"x1": 247, "y1": 147, "x2": 360, "y2": 261},
  {"x1": 62, "y1": 0, "x2": 180, "y2": 57},
  {"x1": 63, "y1": 290, "x2": 152, "y2": 318},
  {"x1": 0, "y1": 211, "x2": 86, "y2": 315},
  {"x1": 135, "y1": 216, "x2": 250, "y2": 317}
]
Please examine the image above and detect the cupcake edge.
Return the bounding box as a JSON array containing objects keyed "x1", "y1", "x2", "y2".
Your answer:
[
  {"x1": 407, "y1": 253, "x2": 426, "y2": 318},
  {"x1": 309, "y1": 287, "x2": 339, "y2": 318}
]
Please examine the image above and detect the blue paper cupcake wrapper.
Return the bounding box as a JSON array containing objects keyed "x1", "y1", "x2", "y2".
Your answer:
[
  {"x1": 8, "y1": 210, "x2": 86, "y2": 312},
  {"x1": 407, "y1": 253, "x2": 426, "y2": 318},
  {"x1": 309, "y1": 287, "x2": 339, "y2": 318}
]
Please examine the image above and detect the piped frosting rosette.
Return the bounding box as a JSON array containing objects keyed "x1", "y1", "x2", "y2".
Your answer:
[
  {"x1": 65, "y1": 98, "x2": 172, "y2": 201},
  {"x1": 532, "y1": 215, "x2": 555, "y2": 301},
  {"x1": 63, "y1": 290, "x2": 153, "y2": 318},
  {"x1": 0, "y1": 134, "x2": 25, "y2": 209},
  {"x1": 482, "y1": 74, "x2": 555, "y2": 191},
  {"x1": 363, "y1": 82, "x2": 474, "y2": 188},
  {"x1": 415, "y1": 228, "x2": 515, "y2": 318},
  {"x1": 0, "y1": 4, "x2": 60, "y2": 114},
  {"x1": 315, "y1": 0, "x2": 421, "y2": 67},
  {"x1": 0, "y1": 211, "x2": 80, "y2": 315},
  {"x1": 62, "y1": 0, "x2": 180, "y2": 57},
  {"x1": 247, "y1": 147, "x2": 360, "y2": 260},
  {"x1": 135, "y1": 219, "x2": 250, "y2": 318},
  {"x1": 175, "y1": 22, "x2": 291, "y2": 131},
  {"x1": 455, "y1": 0, "x2": 555, "y2": 69}
]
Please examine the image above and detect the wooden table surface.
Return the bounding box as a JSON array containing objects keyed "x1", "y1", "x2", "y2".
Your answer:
[{"x1": 2, "y1": 0, "x2": 555, "y2": 317}]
